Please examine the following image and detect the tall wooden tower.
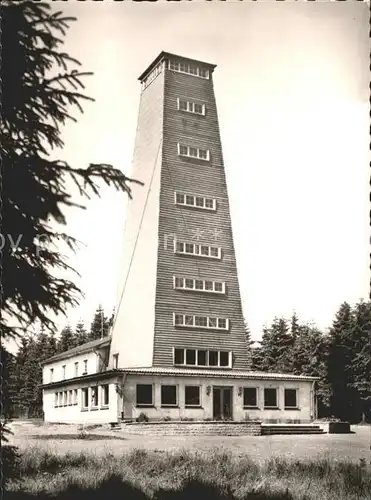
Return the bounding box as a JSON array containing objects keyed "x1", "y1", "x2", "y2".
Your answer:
[{"x1": 109, "y1": 52, "x2": 250, "y2": 371}]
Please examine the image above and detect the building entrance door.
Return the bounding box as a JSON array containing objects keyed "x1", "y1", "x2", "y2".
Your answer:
[{"x1": 213, "y1": 387, "x2": 233, "y2": 420}]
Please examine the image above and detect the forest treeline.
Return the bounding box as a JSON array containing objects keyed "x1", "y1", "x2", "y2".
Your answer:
[{"x1": 1, "y1": 300, "x2": 370, "y2": 423}]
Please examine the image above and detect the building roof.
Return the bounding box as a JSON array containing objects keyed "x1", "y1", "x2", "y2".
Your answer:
[
  {"x1": 118, "y1": 366, "x2": 319, "y2": 381},
  {"x1": 138, "y1": 51, "x2": 217, "y2": 82},
  {"x1": 41, "y1": 337, "x2": 111, "y2": 366}
]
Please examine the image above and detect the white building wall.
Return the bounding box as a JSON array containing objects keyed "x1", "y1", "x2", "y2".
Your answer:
[
  {"x1": 122, "y1": 375, "x2": 314, "y2": 423},
  {"x1": 43, "y1": 351, "x2": 99, "y2": 385},
  {"x1": 43, "y1": 378, "x2": 119, "y2": 424}
]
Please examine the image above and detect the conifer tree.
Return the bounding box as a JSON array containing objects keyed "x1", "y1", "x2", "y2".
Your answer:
[
  {"x1": 57, "y1": 325, "x2": 76, "y2": 352},
  {"x1": 89, "y1": 305, "x2": 110, "y2": 341},
  {"x1": 1, "y1": 1, "x2": 140, "y2": 341},
  {"x1": 327, "y1": 302, "x2": 360, "y2": 422},
  {"x1": 351, "y1": 300, "x2": 371, "y2": 422},
  {"x1": 75, "y1": 320, "x2": 89, "y2": 345}
]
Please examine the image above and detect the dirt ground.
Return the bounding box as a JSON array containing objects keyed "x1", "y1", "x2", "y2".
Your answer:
[{"x1": 7, "y1": 420, "x2": 371, "y2": 463}]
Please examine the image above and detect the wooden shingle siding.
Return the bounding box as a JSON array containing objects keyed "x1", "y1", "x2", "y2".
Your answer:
[{"x1": 153, "y1": 64, "x2": 250, "y2": 370}]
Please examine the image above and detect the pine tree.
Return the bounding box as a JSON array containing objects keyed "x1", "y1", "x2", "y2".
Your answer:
[
  {"x1": 351, "y1": 300, "x2": 371, "y2": 422},
  {"x1": 259, "y1": 317, "x2": 292, "y2": 372},
  {"x1": 57, "y1": 325, "x2": 76, "y2": 353},
  {"x1": 89, "y1": 305, "x2": 110, "y2": 341},
  {"x1": 75, "y1": 320, "x2": 89, "y2": 346},
  {"x1": 1, "y1": 1, "x2": 139, "y2": 341},
  {"x1": 327, "y1": 302, "x2": 361, "y2": 422}
]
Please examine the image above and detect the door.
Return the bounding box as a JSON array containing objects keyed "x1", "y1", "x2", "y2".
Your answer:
[{"x1": 213, "y1": 387, "x2": 233, "y2": 420}]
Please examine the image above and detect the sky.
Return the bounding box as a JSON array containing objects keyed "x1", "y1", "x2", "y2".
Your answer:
[{"x1": 17, "y1": 0, "x2": 369, "y2": 346}]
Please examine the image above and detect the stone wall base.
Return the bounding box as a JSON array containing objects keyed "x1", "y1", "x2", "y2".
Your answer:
[{"x1": 121, "y1": 421, "x2": 262, "y2": 436}]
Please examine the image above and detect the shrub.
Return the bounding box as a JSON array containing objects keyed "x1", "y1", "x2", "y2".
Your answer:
[{"x1": 136, "y1": 412, "x2": 149, "y2": 423}]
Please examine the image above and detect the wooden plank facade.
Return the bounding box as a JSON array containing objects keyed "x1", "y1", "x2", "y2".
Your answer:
[{"x1": 109, "y1": 52, "x2": 251, "y2": 370}]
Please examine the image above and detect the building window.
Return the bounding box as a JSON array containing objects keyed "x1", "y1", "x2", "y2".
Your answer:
[
  {"x1": 49, "y1": 368, "x2": 54, "y2": 383},
  {"x1": 173, "y1": 276, "x2": 225, "y2": 294},
  {"x1": 173, "y1": 348, "x2": 231, "y2": 368},
  {"x1": 62, "y1": 365, "x2": 66, "y2": 380},
  {"x1": 284, "y1": 389, "x2": 298, "y2": 408},
  {"x1": 63, "y1": 391, "x2": 67, "y2": 406},
  {"x1": 54, "y1": 392, "x2": 58, "y2": 407},
  {"x1": 243, "y1": 388, "x2": 258, "y2": 408},
  {"x1": 185, "y1": 386, "x2": 201, "y2": 407},
  {"x1": 83, "y1": 360, "x2": 88, "y2": 375},
  {"x1": 177, "y1": 98, "x2": 206, "y2": 116},
  {"x1": 68, "y1": 390, "x2": 73, "y2": 405},
  {"x1": 178, "y1": 144, "x2": 210, "y2": 161},
  {"x1": 264, "y1": 388, "x2": 278, "y2": 408},
  {"x1": 174, "y1": 240, "x2": 221, "y2": 260},
  {"x1": 142, "y1": 62, "x2": 163, "y2": 90},
  {"x1": 161, "y1": 385, "x2": 177, "y2": 407},
  {"x1": 73, "y1": 389, "x2": 78, "y2": 405},
  {"x1": 74, "y1": 362, "x2": 79, "y2": 377},
  {"x1": 173, "y1": 313, "x2": 229, "y2": 331},
  {"x1": 91, "y1": 387, "x2": 98, "y2": 408},
  {"x1": 174, "y1": 192, "x2": 216, "y2": 211},
  {"x1": 168, "y1": 59, "x2": 209, "y2": 79},
  {"x1": 101, "y1": 384, "x2": 109, "y2": 407},
  {"x1": 82, "y1": 388, "x2": 89, "y2": 409},
  {"x1": 136, "y1": 384, "x2": 153, "y2": 407},
  {"x1": 113, "y1": 354, "x2": 119, "y2": 369}
]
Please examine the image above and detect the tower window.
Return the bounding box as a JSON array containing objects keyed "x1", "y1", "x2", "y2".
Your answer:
[
  {"x1": 174, "y1": 239, "x2": 221, "y2": 260},
  {"x1": 173, "y1": 348, "x2": 232, "y2": 368},
  {"x1": 177, "y1": 144, "x2": 210, "y2": 161},
  {"x1": 173, "y1": 314, "x2": 229, "y2": 331},
  {"x1": 168, "y1": 59, "x2": 210, "y2": 79},
  {"x1": 177, "y1": 98, "x2": 206, "y2": 116},
  {"x1": 174, "y1": 191, "x2": 216, "y2": 211},
  {"x1": 173, "y1": 276, "x2": 225, "y2": 294}
]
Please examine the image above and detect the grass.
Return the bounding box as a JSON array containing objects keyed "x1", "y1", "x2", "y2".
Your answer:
[{"x1": 5, "y1": 445, "x2": 371, "y2": 500}]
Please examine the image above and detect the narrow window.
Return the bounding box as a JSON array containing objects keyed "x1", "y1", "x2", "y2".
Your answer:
[
  {"x1": 209, "y1": 351, "x2": 218, "y2": 366},
  {"x1": 174, "y1": 314, "x2": 184, "y2": 326},
  {"x1": 185, "y1": 315, "x2": 194, "y2": 326},
  {"x1": 63, "y1": 391, "x2": 67, "y2": 406},
  {"x1": 197, "y1": 350, "x2": 207, "y2": 366},
  {"x1": 83, "y1": 360, "x2": 88, "y2": 374},
  {"x1": 284, "y1": 389, "x2": 298, "y2": 408},
  {"x1": 113, "y1": 354, "x2": 119, "y2": 369},
  {"x1": 185, "y1": 386, "x2": 201, "y2": 407},
  {"x1": 174, "y1": 348, "x2": 185, "y2": 365},
  {"x1": 101, "y1": 384, "x2": 109, "y2": 406},
  {"x1": 50, "y1": 368, "x2": 54, "y2": 383},
  {"x1": 73, "y1": 389, "x2": 78, "y2": 405},
  {"x1": 219, "y1": 351, "x2": 230, "y2": 367},
  {"x1": 161, "y1": 385, "x2": 177, "y2": 407},
  {"x1": 264, "y1": 388, "x2": 278, "y2": 408},
  {"x1": 174, "y1": 277, "x2": 184, "y2": 289},
  {"x1": 136, "y1": 384, "x2": 153, "y2": 406},
  {"x1": 91, "y1": 386, "x2": 98, "y2": 407},
  {"x1": 82, "y1": 388, "x2": 89, "y2": 409},
  {"x1": 62, "y1": 365, "x2": 66, "y2": 380},
  {"x1": 74, "y1": 362, "x2": 79, "y2": 377},
  {"x1": 54, "y1": 392, "x2": 58, "y2": 407},
  {"x1": 218, "y1": 318, "x2": 227, "y2": 330},
  {"x1": 68, "y1": 390, "x2": 73, "y2": 405},
  {"x1": 244, "y1": 388, "x2": 258, "y2": 407},
  {"x1": 186, "y1": 349, "x2": 196, "y2": 365}
]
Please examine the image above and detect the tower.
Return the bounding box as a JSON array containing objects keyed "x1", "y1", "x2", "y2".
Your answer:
[{"x1": 109, "y1": 52, "x2": 250, "y2": 371}]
